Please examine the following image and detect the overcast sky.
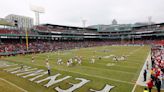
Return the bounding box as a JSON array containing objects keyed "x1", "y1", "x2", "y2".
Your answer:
[{"x1": 0, "y1": 0, "x2": 164, "y2": 27}]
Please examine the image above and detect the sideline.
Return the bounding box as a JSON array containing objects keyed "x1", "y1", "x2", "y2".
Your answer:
[{"x1": 131, "y1": 52, "x2": 150, "y2": 92}]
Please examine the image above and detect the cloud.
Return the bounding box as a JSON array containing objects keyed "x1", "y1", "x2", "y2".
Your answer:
[{"x1": 0, "y1": 0, "x2": 164, "y2": 26}]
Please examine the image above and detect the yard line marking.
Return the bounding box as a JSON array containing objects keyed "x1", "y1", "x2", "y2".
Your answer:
[
  {"x1": 128, "y1": 47, "x2": 143, "y2": 56},
  {"x1": 81, "y1": 66, "x2": 136, "y2": 75},
  {"x1": 2, "y1": 61, "x2": 135, "y2": 85},
  {"x1": 33, "y1": 64, "x2": 134, "y2": 85},
  {"x1": 131, "y1": 51, "x2": 150, "y2": 92},
  {"x1": 114, "y1": 65, "x2": 138, "y2": 69},
  {"x1": 57, "y1": 68, "x2": 135, "y2": 85},
  {"x1": 0, "y1": 78, "x2": 28, "y2": 92},
  {"x1": 96, "y1": 61, "x2": 141, "y2": 69}
]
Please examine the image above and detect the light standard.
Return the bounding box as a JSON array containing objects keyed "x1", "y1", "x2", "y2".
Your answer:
[
  {"x1": 30, "y1": 5, "x2": 45, "y2": 25},
  {"x1": 82, "y1": 19, "x2": 87, "y2": 31}
]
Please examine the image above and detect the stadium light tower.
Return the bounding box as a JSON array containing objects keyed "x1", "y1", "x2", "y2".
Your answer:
[
  {"x1": 30, "y1": 5, "x2": 45, "y2": 25},
  {"x1": 82, "y1": 19, "x2": 87, "y2": 31},
  {"x1": 148, "y1": 16, "x2": 152, "y2": 25},
  {"x1": 148, "y1": 16, "x2": 152, "y2": 30},
  {"x1": 25, "y1": 5, "x2": 44, "y2": 51},
  {"x1": 148, "y1": 16, "x2": 152, "y2": 43}
]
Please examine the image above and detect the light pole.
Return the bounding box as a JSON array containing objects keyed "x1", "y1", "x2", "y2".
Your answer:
[
  {"x1": 30, "y1": 5, "x2": 45, "y2": 25},
  {"x1": 82, "y1": 19, "x2": 87, "y2": 31}
]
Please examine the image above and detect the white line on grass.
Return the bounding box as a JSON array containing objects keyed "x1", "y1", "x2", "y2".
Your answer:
[
  {"x1": 63, "y1": 69, "x2": 135, "y2": 85},
  {"x1": 3, "y1": 60, "x2": 135, "y2": 85},
  {"x1": 34, "y1": 64, "x2": 134, "y2": 85},
  {"x1": 128, "y1": 47, "x2": 143, "y2": 56},
  {"x1": 0, "y1": 78, "x2": 28, "y2": 92},
  {"x1": 2, "y1": 46, "x2": 144, "y2": 87},
  {"x1": 97, "y1": 61, "x2": 141, "y2": 69},
  {"x1": 81, "y1": 66, "x2": 136, "y2": 75},
  {"x1": 131, "y1": 52, "x2": 150, "y2": 92},
  {"x1": 114, "y1": 64, "x2": 138, "y2": 69}
]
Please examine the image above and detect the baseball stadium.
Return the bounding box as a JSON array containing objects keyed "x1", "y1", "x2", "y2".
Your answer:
[{"x1": 0, "y1": 0, "x2": 164, "y2": 92}]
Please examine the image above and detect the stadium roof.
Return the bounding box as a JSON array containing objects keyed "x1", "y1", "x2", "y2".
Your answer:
[
  {"x1": 40, "y1": 23, "x2": 97, "y2": 31},
  {"x1": 133, "y1": 22, "x2": 164, "y2": 29},
  {"x1": 0, "y1": 18, "x2": 14, "y2": 26},
  {"x1": 89, "y1": 24, "x2": 133, "y2": 32},
  {"x1": 6, "y1": 14, "x2": 33, "y2": 19}
]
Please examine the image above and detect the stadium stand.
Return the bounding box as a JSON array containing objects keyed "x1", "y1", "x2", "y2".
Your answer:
[
  {"x1": 1, "y1": 22, "x2": 164, "y2": 56},
  {"x1": 0, "y1": 29, "x2": 19, "y2": 34}
]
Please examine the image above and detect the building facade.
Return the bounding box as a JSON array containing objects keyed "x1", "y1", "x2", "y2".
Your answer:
[{"x1": 5, "y1": 14, "x2": 34, "y2": 29}]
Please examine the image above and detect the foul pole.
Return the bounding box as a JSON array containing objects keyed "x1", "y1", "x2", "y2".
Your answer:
[
  {"x1": 27, "y1": 5, "x2": 45, "y2": 51},
  {"x1": 25, "y1": 28, "x2": 29, "y2": 51}
]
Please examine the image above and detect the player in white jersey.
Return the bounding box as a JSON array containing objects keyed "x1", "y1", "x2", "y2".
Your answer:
[
  {"x1": 32, "y1": 56, "x2": 34, "y2": 63},
  {"x1": 45, "y1": 59, "x2": 51, "y2": 76},
  {"x1": 57, "y1": 58, "x2": 63, "y2": 65},
  {"x1": 77, "y1": 57, "x2": 82, "y2": 65},
  {"x1": 90, "y1": 56, "x2": 95, "y2": 63}
]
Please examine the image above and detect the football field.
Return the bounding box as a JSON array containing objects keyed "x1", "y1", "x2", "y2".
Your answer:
[{"x1": 0, "y1": 45, "x2": 153, "y2": 92}]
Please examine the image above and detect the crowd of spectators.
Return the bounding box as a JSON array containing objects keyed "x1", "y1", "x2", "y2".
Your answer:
[
  {"x1": 0, "y1": 40, "x2": 118, "y2": 56},
  {"x1": 0, "y1": 39, "x2": 147, "y2": 56},
  {"x1": 0, "y1": 29, "x2": 20, "y2": 34},
  {"x1": 0, "y1": 28, "x2": 37, "y2": 35},
  {"x1": 145, "y1": 46, "x2": 164, "y2": 92},
  {"x1": 0, "y1": 39, "x2": 161, "y2": 56}
]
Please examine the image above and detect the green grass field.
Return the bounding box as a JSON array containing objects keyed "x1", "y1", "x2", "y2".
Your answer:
[{"x1": 0, "y1": 45, "x2": 153, "y2": 92}]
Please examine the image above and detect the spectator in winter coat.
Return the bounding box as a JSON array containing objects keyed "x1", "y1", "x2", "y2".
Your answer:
[
  {"x1": 155, "y1": 78, "x2": 161, "y2": 92},
  {"x1": 147, "y1": 79, "x2": 153, "y2": 92}
]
